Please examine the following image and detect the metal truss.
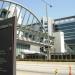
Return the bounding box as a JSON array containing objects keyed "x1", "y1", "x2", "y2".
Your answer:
[{"x1": 0, "y1": 0, "x2": 54, "y2": 49}]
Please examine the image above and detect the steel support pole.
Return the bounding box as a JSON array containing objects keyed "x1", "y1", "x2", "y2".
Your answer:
[{"x1": 45, "y1": 4, "x2": 51, "y2": 61}]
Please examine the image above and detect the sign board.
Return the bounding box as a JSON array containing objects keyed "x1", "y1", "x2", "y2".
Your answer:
[{"x1": 0, "y1": 16, "x2": 16, "y2": 75}]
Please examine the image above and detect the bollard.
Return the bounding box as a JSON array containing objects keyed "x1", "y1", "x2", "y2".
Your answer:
[{"x1": 69, "y1": 65, "x2": 72, "y2": 75}]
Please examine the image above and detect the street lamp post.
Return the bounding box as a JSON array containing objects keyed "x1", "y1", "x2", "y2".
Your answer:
[
  {"x1": 41, "y1": 0, "x2": 52, "y2": 60},
  {"x1": 46, "y1": 3, "x2": 50, "y2": 61}
]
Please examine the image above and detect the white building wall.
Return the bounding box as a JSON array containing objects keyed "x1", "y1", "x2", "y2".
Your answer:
[
  {"x1": 53, "y1": 32, "x2": 65, "y2": 53},
  {"x1": 41, "y1": 17, "x2": 54, "y2": 36},
  {"x1": 48, "y1": 18, "x2": 54, "y2": 36},
  {"x1": 30, "y1": 45, "x2": 40, "y2": 52}
]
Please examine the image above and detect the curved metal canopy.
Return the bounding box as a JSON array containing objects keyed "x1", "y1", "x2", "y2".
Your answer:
[
  {"x1": 0, "y1": 0, "x2": 42, "y2": 25},
  {"x1": 0, "y1": 0, "x2": 49, "y2": 44}
]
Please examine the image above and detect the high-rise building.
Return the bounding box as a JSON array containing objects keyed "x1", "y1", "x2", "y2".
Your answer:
[
  {"x1": 54, "y1": 16, "x2": 75, "y2": 53},
  {"x1": 41, "y1": 17, "x2": 65, "y2": 53}
]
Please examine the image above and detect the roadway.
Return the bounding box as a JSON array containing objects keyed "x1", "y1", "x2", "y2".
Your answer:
[{"x1": 16, "y1": 61, "x2": 75, "y2": 75}]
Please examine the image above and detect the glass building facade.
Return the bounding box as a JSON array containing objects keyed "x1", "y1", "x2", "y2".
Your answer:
[
  {"x1": 54, "y1": 16, "x2": 75, "y2": 52},
  {"x1": 16, "y1": 43, "x2": 30, "y2": 56}
]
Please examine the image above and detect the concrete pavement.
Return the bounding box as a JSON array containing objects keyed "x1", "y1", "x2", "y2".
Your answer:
[{"x1": 16, "y1": 61, "x2": 75, "y2": 75}]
